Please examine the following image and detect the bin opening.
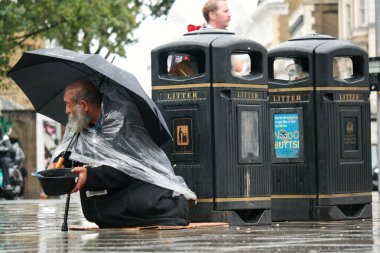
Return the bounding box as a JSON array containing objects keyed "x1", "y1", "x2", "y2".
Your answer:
[
  {"x1": 231, "y1": 53, "x2": 251, "y2": 77},
  {"x1": 332, "y1": 56, "x2": 366, "y2": 82},
  {"x1": 231, "y1": 51, "x2": 264, "y2": 80},
  {"x1": 272, "y1": 57, "x2": 309, "y2": 82},
  {"x1": 162, "y1": 52, "x2": 205, "y2": 78},
  {"x1": 333, "y1": 57, "x2": 353, "y2": 81}
]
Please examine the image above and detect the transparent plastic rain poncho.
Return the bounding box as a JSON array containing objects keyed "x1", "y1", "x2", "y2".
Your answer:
[{"x1": 52, "y1": 84, "x2": 196, "y2": 200}]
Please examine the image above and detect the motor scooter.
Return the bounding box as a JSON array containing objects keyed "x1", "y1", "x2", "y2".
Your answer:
[{"x1": 0, "y1": 135, "x2": 27, "y2": 200}]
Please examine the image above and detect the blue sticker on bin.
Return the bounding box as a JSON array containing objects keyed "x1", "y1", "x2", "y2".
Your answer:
[{"x1": 274, "y1": 113, "x2": 300, "y2": 158}]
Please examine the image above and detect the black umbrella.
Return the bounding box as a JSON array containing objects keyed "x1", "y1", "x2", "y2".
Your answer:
[{"x1": 7, "y1": 48, "x2": 171, "y2": 145}]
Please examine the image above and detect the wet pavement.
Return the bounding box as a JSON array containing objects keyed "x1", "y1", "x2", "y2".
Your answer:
[{"x1": 0, "y1": 193, "x2": 379, "y2": 252}]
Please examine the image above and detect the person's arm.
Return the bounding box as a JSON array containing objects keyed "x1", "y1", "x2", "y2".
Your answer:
[
  {"x1": 85, "y1": 165, "x2": 137, "y2": 190},
  {"x1": 71, "y1": 164, "x2": 137, "y2": 192}
]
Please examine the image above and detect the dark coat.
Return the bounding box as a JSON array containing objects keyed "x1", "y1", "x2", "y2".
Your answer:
[{"x1": 62, "y1": 156, "x2": 190, "y2": 228}]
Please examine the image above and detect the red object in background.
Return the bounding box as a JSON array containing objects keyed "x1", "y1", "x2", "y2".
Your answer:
[{"x1": 187, "y1": 24, "x2": 202, "y2": 32}]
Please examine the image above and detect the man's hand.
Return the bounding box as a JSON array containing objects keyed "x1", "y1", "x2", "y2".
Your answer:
[{"x1": 71, "y1": 166, "x2": 88, "y2": 192}]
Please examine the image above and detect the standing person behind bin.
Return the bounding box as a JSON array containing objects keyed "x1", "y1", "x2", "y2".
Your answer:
[
  {"x1": 202, "y1": 0, "x2": 231, "y2": 30},
  {"x1": 50, "y1": 79, "x2": 195, "y2": 228},
  {"x1": 202, "y1": 0, "x2": 244, "y2": 73}
]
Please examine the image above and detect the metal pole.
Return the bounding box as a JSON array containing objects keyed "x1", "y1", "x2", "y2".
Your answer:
[
  {"x1": 61, "y1": 193, "x2": 71, "y2": 231},
  {"x1": 375, "y1": 0, "x2": 380, "y2": 192},
  {"x1": 376, "y1": 0, "x2": 380, "y2": 56}
]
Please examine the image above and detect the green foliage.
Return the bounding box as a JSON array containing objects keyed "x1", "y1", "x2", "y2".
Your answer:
[
  {"x1": 146, "y1": 0, "x2": 175, "y2": 17},
  {"x1": 0, "y1": 0, "x2": 175, "y2": 78}
]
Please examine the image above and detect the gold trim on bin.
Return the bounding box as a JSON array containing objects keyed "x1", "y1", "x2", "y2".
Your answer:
[
  {"x1": 269, "y1": 86, "x2": 369, "y2": 93},
  {"x1": 271, "y1": 192, "x2": 372, "y2": 199},
  {"x1": 152, "y1": 83, "x2": 211, "y2": 90},
  {"x1": 272, "y1": 194, "x2": 317, "y2": 199},
  {"x1": 152, "y1": 83, "x2": 268, "y2": 90},
  {"x1": 212, "y1": 83, "x2": 268, "y2": 89},
  {"x1": 196, "y1": 197, "x2": 271, "y2": 203}
]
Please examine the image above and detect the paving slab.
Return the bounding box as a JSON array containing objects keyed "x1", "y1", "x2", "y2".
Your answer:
[{"x1": 0, "y1": 193, "x2": 379, "y2": 252}]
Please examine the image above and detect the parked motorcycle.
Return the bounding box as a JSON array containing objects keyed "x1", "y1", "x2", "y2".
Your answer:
[{"x1": 0, "y1": 135, "x2": 27, "y2": 200}]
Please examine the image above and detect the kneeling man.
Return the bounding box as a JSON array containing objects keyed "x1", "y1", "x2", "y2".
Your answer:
[{"x1": 51, "y1": 79, "x2": 196, "y2": 228}]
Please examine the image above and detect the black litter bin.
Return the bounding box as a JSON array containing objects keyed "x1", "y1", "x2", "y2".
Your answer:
[
  {"x1": 268, "y1": 34, "x2": 372, "y2": 221},
  {"x1": 151, "y1": 29, "x2": 271, "y2": 225}
]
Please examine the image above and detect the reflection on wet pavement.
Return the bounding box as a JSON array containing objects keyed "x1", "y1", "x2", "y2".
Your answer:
[{"x1": 0, "y1": 193, "x2": 379, "y2": 252}]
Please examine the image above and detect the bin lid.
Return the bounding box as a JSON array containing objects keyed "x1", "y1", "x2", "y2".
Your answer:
[
  {"x1": 289, "y1": 34, "x2": 336, "y2": 41},
  {"x1": 184, "y1": 28, "x2": 234, "y2": 36},
  {"x1": 269, "y1": 34, "x2": 336, "y2": 56}
]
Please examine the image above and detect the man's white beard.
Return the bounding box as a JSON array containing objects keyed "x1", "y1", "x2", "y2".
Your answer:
[{"x1": 68, "y1": 106, "x2": 91, "y2": 133}]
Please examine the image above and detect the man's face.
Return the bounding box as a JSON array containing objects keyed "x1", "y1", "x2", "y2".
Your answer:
[
  {"x1": 210, "y1": 1, "x2": 231, "y2": 29},
  {"x1": 64, "y1": 90, "x2": 91, "y2": 133}
]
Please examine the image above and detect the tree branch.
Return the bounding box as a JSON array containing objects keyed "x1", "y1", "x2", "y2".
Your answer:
[
  {"x1": 104, "y1": 50, "x2": 111, "y2": 59},
  {"x1": 15, "y1": 21, "x2": 64, "y2": 45}
]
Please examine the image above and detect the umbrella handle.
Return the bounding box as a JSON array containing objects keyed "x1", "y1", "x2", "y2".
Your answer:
[
  {"x1": 54, "y1": 133, "x2": 77, "y2": 169},
  {"x1": 55, "y1": 157, "x2": 65, "y2": 168}
]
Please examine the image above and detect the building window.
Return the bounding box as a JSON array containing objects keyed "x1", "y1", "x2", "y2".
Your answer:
[
  {"x1": 359, "y1": 0, "x2": 366, "y2": 26},
  {"x1": 346, "y1": 4, "x2": 352, "y2": 38}
]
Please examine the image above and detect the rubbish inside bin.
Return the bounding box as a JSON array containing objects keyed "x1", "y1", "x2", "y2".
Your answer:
[
  {"x1": 32, "y1": 168, "x2": 78, "y2": 196},
  {"x1": 169, "y1": 60, "x2": 196, "y2": 77}
]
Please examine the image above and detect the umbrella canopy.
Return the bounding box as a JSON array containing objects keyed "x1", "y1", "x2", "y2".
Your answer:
[{"x1": 7, "y1": 48, "x2": 171, "y2": 145}]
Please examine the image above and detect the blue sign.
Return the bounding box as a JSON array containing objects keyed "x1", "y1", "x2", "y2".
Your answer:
[{"x1": 274, "y1": 113, "x2": 300, "y2": 158}]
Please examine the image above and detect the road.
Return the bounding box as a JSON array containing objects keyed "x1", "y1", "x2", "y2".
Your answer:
[{"x1": 0, "y1": 192, "x2": 379, "y2": 252}]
